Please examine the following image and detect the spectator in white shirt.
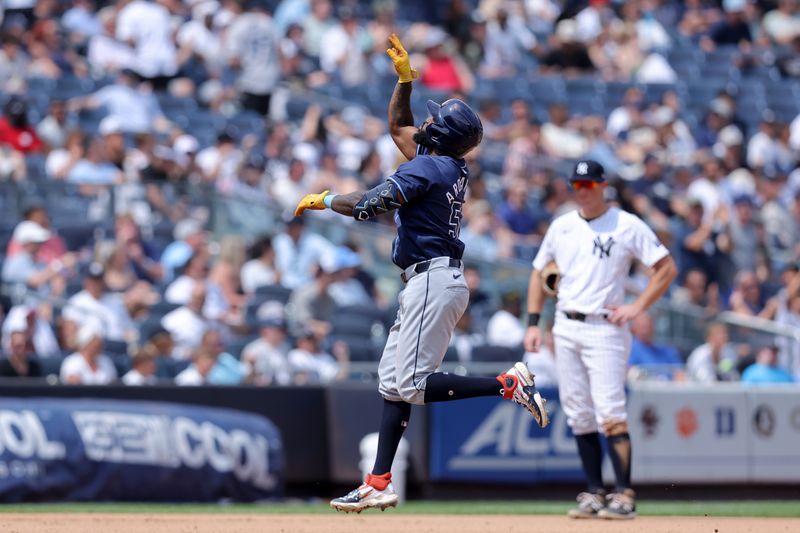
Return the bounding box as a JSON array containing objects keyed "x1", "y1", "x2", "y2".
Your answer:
[
  {"x1": 1, "y1": 304, "x2": 60, "y2": 358},
  {"x1": 161, "y1": 282, "x2": 209, "y2": 360},
  {"x1": 177, "y1": 1, "x2": 224, "y2": 75},
  {"x1": 318, "y1": 6, "x2": 371, "y2": 87},
  {"x1": 195, "y1": 131, "x2": 243, "y2": 186},
  {"x1": 35, "y1": 99, "x2": 71, "y2": 149},
  {"x1": 68, "y1": 69, "x2": 169, "y2": 134},
  {"x1": 60, "y1": 322, "x2": 118, "y2": 385},
  {"x1": 61, "y1": 0, "x2": 102, "y2": 40},
  {"x1": 174, "y1": 346, "x2": 216, "y2": 385},
  {"x1": 687, "y1": 323, "x2": 739, "y2": 382},
  {"x1": 271, "y1": 157, "x2": 310, "y2": 212},
  {"x1": 242, "y1": 316, "x2": 291, "y2": 385},
  {"x1": 288, "y1": 329, "x2": 347, "y2": 385},
  {"x1": 747, "y1": 112, "x2": 780, "y2": 170},
  {"x1": 87, "y1": 6, "x2": 136, "y2": 76},
  {"x1": 486, "y1": 291, "x2": 525, "y2": 348},
  {"x1": 762, "y1": 0, "x2": 800, "y2": 45},
  {"x1": 1, "y1": 221, "x2": 74, "y2": 297},
  {"x1": 240, "y1": 235, "x2": 280, "y2": 294},
  {"x1": 62, "y1": 262, "x2": 132, "y2": 342},
  {"x1": 165, "y1": 252, "x2": 229, "y2": 321},
  {"x1": 273, "y1": 216, "x2": 336, "y2": 290},
  {"x1": 122, "y1": 346, "x2": 158, "y2": 385},
  {"x1": 481, "y1": 6, "x2": 538, "y2": 78},
  {"x1": 225, "y1": 2, "x2": 280, "y2": 115},
  {"x1": 115, "y1": 0, "x2": 178, "y2": 84}
]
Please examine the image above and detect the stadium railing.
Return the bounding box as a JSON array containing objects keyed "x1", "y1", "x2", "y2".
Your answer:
[{"x1": 2, "y1": 180, "x2": 797, "y2": 380}]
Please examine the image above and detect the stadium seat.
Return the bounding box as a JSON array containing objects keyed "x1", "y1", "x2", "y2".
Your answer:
[
  {"x1": 253, "y1": 284, "x2": 293, "y2": 303},
  {"x1": 24, "y1": 154, "x2": 47, "y2": 182},
  {"x1": 170, "y1": 359, "x2": 192, "y2": 376},
  {"x1": 51, "y1": 76, "x2": 94, "y2": 100},
  {"x1": 443, "y1": 344, "x2": 459, "y2": 362},
  {"x1": 225, "y1": 335, "x2": 257, "y2": 360},
  {"x1": 56, "y1": 225, "x2": 96, "y2": 251},
  {"x1": 330, "y1": 314, "x2": 373, "y2": 337},
  {"x1": 148, "y1": 301, "x2": 181, "y2": 318},
  {"x1": 36, "y1": 355, "x2": 65, "y2": 379},
  {"x1": 330, "y1": 334, "x2": 378, "y2": 362},
  {"x1": 104, "y1": 339, "x2": 129, "y2": 357},
  {"x1": 110, "y1": 354, "x2": 131, "y2": 377}
]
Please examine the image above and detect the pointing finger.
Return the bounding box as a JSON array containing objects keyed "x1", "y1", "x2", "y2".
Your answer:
[{"x1": 388, "y1": 33, "x2": 405, "y2": 53}]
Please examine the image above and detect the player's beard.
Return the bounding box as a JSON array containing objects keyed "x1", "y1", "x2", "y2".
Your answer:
[{"x1": 413, "y1": 127, "x2": 436, "y2": 151}]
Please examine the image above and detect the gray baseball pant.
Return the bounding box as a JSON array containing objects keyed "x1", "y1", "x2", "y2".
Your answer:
[{"x1": 378, "y1": 257, "x2": 468, "y2": 405}]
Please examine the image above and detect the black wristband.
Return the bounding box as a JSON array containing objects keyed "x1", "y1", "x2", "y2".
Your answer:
[{"x1": 527, "y1": 313, "x2": 540, "y2": 327}]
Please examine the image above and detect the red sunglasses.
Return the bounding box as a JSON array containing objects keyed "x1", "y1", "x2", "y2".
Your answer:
[{"x1": 570, "y1": 180, "x2": 601, "y2": 190}]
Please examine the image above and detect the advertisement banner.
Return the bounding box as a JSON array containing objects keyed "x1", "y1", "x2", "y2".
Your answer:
[
  {"x1": 741, "y1": 387, "x2": 800, "y2": 481},
  {"x1": 629, "y1": 383, "x2": 800, "y2": 483},
  {"x1": 430, "y1": 384, "x2": 800, "y2": 484},
  {"x1": 629, "y1": 384, "x2": 750, "y2": 481},
  {"x1": 428, "y1": 388, "x2": 583, "y2": 483},
  {"x1": 0, "y1": 397, "x2": 283, "y2": 502}
]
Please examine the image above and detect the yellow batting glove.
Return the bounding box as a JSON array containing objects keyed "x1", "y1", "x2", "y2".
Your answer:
[
  {"x1": 386, "y1": 33, "x2": 418, "y2": 83},
  {"x1": 294, "y1": 190, "x2": 330, "y2": 217}
]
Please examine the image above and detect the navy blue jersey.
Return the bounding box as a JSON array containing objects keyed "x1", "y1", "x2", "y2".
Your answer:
[{"x1": 387, "y1": 145, "x2": 468, "y2": 269}]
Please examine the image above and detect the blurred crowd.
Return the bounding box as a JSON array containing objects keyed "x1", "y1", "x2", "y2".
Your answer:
[{"x1": 0, "y1": 0, "x2": 798, "y2": 385}]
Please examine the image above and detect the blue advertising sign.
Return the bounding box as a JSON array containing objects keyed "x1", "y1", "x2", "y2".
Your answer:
[
  {"x1": 0, "y1": 398, "x2": 283, "y2": 502},
  {"x1": 429, "y1": 389, "x2": 583, "y2": 483}
]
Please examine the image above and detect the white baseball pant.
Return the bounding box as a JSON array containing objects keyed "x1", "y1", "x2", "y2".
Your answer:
[{"x1": 552, "y1": 314, "x2": 632, "y2": 435}]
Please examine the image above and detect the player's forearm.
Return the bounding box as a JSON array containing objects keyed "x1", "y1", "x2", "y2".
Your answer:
[
  {"x1": 388, "y1": 82, "x2": 414, "y2": 133},
  {"x1": 330, "y1": 191, "x2": 365, "y2": 216},
  {"x1": 527, "y1": 269, "x2": 546, "y2": 314},
  {"x1": 633, "y1": 256, "x2": 677, "y2": 312}
]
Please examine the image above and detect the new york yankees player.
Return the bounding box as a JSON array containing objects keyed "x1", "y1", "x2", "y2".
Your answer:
[
  {"x1": 295, "y1": 34, "x2": 548, "y2": 514},
  {"x1": 525, "y1": 160, "x2": 677, "y2": 520}
]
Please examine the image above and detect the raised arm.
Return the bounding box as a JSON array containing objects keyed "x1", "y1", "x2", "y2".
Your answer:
[{"x1": 386, "y1": 34, "x2": 419, "y2": 160}]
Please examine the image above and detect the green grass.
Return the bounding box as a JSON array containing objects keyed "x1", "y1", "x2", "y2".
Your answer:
[{"x1": 0, "y1": 501, "x2": 797, "y2": 517}]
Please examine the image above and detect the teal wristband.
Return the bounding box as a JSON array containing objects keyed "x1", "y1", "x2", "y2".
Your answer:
[{"x1": 323, "y1": 194, "x2": 335, "y2": 208}]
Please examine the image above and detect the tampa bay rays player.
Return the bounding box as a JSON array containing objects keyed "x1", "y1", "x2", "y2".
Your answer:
[
  {"x1": 525, "y1": 160, "x2": 676, "y2": 520},
  {"x1": 295, "y1": 34, "x2": 548, "y2": 514}
]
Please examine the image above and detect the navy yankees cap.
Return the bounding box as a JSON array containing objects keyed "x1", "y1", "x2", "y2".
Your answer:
[{"x1": 570, "y1": 160, "x2": 606, "y2": 182}]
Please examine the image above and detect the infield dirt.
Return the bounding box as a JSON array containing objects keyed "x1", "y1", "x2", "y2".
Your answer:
[{"x1": 2, "y1": 513, "x2": 798, "y2": 533}]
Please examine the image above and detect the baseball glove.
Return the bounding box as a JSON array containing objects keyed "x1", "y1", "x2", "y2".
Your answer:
[
  {"x1": 542, "y1": 262, "x2": 560, "y2": 297},
  {"x1": 294, "y1": 190, "x2": 329, "y2": 216},
  {"x1": 386, "y1": 34, "x2": 418, "y2": 83}
]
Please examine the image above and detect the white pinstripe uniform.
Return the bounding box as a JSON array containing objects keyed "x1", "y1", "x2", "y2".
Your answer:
[{"x1": 532, "y1": 207, "x2": 669, "y2": 435}]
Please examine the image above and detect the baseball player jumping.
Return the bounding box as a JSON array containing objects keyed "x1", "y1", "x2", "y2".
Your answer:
[
  {"x1": 525, "y1": 160, "x2": 677, "y2": 520},
  {"x1": 295, "y1": 34, "x2": 549, "y2": 513}
]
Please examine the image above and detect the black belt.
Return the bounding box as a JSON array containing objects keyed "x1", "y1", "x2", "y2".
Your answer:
[
  {"x1": 401, "y1": 258, "x2": 462, "y2": 283},
  {"x1": 562, "y1": 311, "x2": 609, "y2": 322}
]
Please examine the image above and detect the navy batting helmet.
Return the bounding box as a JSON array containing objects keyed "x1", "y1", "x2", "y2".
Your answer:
[{"x1": 424, "y1": 99, "x2": 483, "y2": 158}]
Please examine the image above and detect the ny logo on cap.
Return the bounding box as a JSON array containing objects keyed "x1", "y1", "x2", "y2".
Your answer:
[{"x1": 576, "y1": 162, "x2": 589, "y2": 175}]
